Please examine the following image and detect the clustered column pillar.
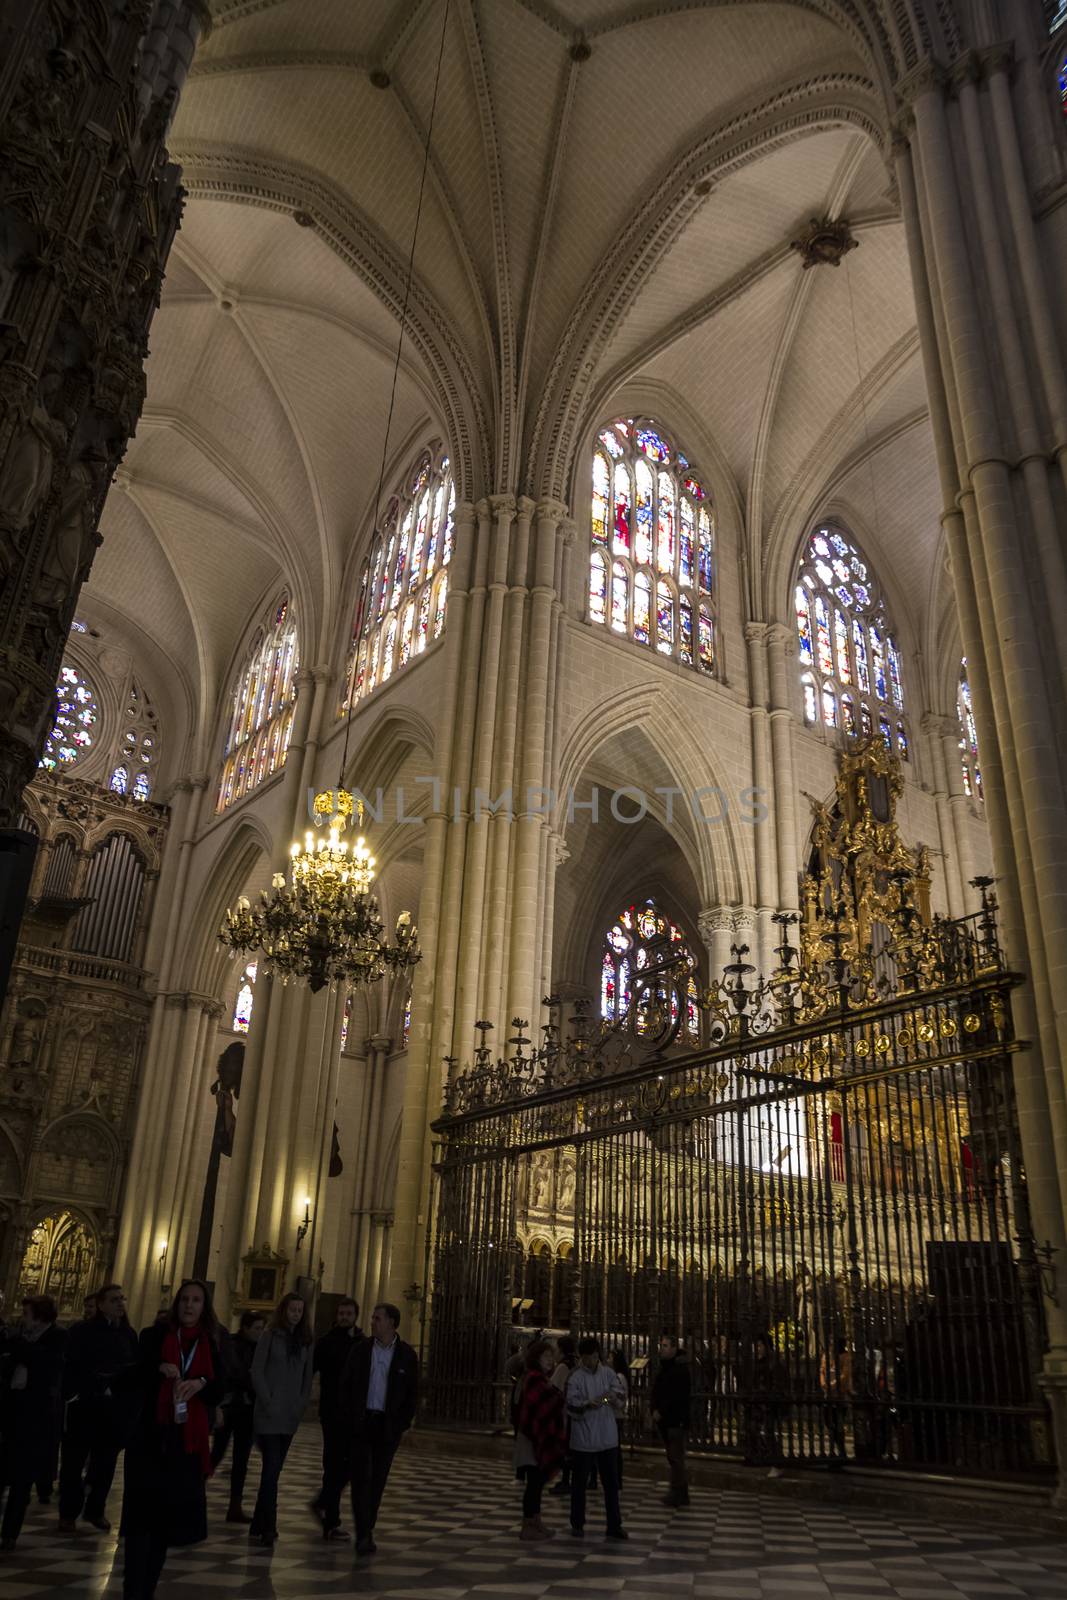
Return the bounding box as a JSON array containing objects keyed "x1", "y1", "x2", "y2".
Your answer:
[
  {"x1": 506, "y1": 500, "x2": 568, "y2": 1029},
  {"x1": 895, "y1": 42, "x2": 1067, "y2": 1489},
  {"x1": 388, "y1": 498, "x2": 482, "y2": 1320}
]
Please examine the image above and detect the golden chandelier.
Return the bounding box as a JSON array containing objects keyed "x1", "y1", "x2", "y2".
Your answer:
[{"x1": 219, "y1": 789, "x2": 420, "y2": 994}]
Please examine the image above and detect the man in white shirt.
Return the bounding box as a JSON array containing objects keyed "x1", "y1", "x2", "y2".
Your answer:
[
  {"x1": 338, "y1": 1303, "x2": 419, "y2": 1556},
  {"x1": 564, "y1": 1337, "x2": 627, "y2": 1539}
]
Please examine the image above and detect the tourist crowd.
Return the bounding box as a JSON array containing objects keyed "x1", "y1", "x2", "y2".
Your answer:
[{"x1": 0, "y1": 1282, "x2": 418, "y2": 1599}]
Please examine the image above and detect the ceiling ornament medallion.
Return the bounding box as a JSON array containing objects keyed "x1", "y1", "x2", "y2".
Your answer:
[{"x1": 790, "y1": 215, "x2": 858, "y2": 269}]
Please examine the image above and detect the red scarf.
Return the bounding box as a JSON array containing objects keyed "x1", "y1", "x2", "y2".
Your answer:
[{"x1": 156, "y1": 1324, "x2": 214, "y2": 1477}]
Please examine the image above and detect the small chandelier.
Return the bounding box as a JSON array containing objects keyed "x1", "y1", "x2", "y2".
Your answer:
[{"x1": 219, "y1": 789, "x2": 420, "y2": 994}]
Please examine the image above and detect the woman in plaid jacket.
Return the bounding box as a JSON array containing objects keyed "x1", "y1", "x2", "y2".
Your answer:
[{"x1": 513, "y1": 1339, "x2": 566, "y2": 1542}]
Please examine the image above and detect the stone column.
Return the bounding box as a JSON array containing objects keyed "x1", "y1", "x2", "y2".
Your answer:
[
  {"x1": 923, "y1": 713, "x2": 965, "y2": 921},
  {"x1": 129, "y1": 990, "x2": 217, "y2": 1325},
  {"x1": 456, "y1": 496, "x2": 515, "y2": 1045},
  {"x1": 895, "y1": 54, "x2": 1067, "y2": 1492},
  {"x1": 744, "y1": 625, "x2": 777, "y2": 942},
  {"x1": 388, "y1": 499, "x2": 481, "y2": 1318},
  {"x1": 698, "y1": 908, "x2": 734, "y2": 991},
  {"x1": 506, "y1": 501, "x2": 567, "y2": 1027},
  {"x1": 765, "y1": 624, "x2": 800, "y2": 912},
  {"x1": 113, "y1": 774, "x2": 206, "y2": 1297},
  {"x1": 352, "y1": 1033, "x2": 391, "y2": 1310}
]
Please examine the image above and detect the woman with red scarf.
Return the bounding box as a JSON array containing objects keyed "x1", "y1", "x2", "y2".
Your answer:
[
  {"x1": 119, "y1": 1280, "x2": 224, "y2": 1599},
  {"x1": 513, "y1": 1338, "x2": 566, "y2": 1541}
]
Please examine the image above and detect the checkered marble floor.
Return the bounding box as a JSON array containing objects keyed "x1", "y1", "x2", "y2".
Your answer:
[{"x1": 0, "y1": 1428, "x2": 1064, "y2": 1599}]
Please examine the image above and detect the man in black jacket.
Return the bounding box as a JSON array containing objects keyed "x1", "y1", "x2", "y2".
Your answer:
[
  {"x1": 651, "y1": 1333, "x2": 691, "y2": 1507},
  {"x1": 58, "y1": 1283, "x2": 139, "y2": 1533},
  {"x1": 339, "y1": 1302, "x2": 418, "y2": 1556},
  {"x1": 312, "y1": 1296, "x2": 362, "y2": 1537},
  {"x1": 0, "y1": 1295, "x2": 67, "y2": 1548}
]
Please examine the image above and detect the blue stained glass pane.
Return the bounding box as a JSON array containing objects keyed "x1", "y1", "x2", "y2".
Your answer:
[{"x1": 636, "y1": 426, "x2": 670, "y2": 463}]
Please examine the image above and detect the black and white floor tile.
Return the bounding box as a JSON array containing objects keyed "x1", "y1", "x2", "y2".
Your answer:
[{"x1": 0, "y1": 1429, "x2": 1064, "y2": 1599}]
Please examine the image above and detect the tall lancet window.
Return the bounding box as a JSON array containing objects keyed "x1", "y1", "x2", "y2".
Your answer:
[
  {"x1": 957, "y1": 658, "x2": 982, "y2": 800},
  {"x1": 601, "y1": 897, "x2": 700, "y2": 1043},
  {"x1": 795, "y1": 524, "x2": 907, "y2": 759},
  {"x1": 588, "y1": 418, "x2": 715, "y2": 675},
  {"x1": 217, "y1": 594, "x2": 299, "y2": 811},
  {"x1": 342, "y1": 445, "x2": 454, "y2": 711}
]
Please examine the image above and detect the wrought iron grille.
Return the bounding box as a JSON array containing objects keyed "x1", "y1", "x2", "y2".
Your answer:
[{"x1": 426, "y1": 902, "x2": 1052, "y2": 1479}]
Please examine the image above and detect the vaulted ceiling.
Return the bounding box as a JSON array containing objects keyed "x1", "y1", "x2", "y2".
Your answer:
[{"x1": 81, "y1": 0, "x2": 954, "y2": 776}]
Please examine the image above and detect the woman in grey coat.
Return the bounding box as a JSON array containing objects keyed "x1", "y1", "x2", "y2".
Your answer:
[{"x1": 248, "y1": 1294, "x2": 313, "y2": 1545}]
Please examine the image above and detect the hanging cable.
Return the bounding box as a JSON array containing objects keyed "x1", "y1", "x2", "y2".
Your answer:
[{"x1": 339, "y1": 0, "x2": 452, "y2": 787}]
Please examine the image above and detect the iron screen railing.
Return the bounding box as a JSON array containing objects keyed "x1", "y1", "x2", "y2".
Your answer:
[{"x1": 426, "y1": 908, "x2": 1053, "y2": 1479}]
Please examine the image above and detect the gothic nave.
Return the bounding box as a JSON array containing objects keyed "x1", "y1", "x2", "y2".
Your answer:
[{"x1": 3, "y1": 0, "x2": 1067, "y2": 1561}]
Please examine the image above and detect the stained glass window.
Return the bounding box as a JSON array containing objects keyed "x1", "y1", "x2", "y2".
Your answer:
[
  {"x1": 40, "y1": 661, "x2": 99, "y2": 773},
  {"x1": 343, "y1": 449, "x2": 453, "y2": 712},
  {"x1": 698, "y1": 604, "x2": 714, "y2": 672},
  {"x1": 233, "y1": 960, "x2": 257, "y2": 1033},
  {"x1": 834, "y1": 609, "x2": 851, "y2": 685},
  {"x1": 217, "y1": 594, "x2": 299, "y2": 812},
  {"x1": 801, "y1": 673, "x2": 818, "y2": 725},
  {"x1": 340, "y1": 992, "x2": 353, "y2": 1051},
  {"x1": 656, "y1": 472, "x2": 675, "y2": 573},
  {"x1": 589, "y1": 551, "x2": 608, "y2": 625},
  {"x1": 380, "y1": 614, "x2": 398, "y2": 682},
  {"x1": 679, "y1": 594, "x2": 693, "y2": 665},
  {"x1": 634, "y1": 571, "x2": 651, "y2": 643},
  {"x1": 591, "y1": 418, "x2": 716, "y2": 674},
  {"x1": 635, "y1": 458, "x2": 654, "y2": 565},
  {"x1": 656, "y1": 581, "x2": 674, "y2": 654},
  {"x1": 679, "y1": 498, "x2": 694, "y2": 584},
  {"x1": 400, "y1": 601, "x2": 416, "y2": 667},
  {"x1": 1060, "y1": 50, "x2": 1067, "y2": 117},
  {"x1": 601, "y1": 896, "x2": 699, "y2": 1045},
  {"x1": 402, "y1": 991, "x2": 412, "y2": 1048},
  {"x1": 795, "y1": 523, "x2": 906, "y2": 754},
  {"x1": 796, "y1": 585, "x2": 813, "y2": 666},
  {"x1": 433, "y1": 574, "x2": 448, "y2": 638},
  {"x1": 613, "y1": 463, "x2": 631, "y2": 554},
  {"x1": 611, "y1": 560, "x2": 627, "y2": 632},
  {"x1": 958, "y1": 657, "x2": 982, "y2": 800},
  {"x1": 110, "y1": 766, "x2": 128, "y2": 795},
  {"x1": 112, "y1": 677, "x2": 159, "y2": 800},
  {"x1": 592, "y1": 453, "x2": 609, "y2": 545}
]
